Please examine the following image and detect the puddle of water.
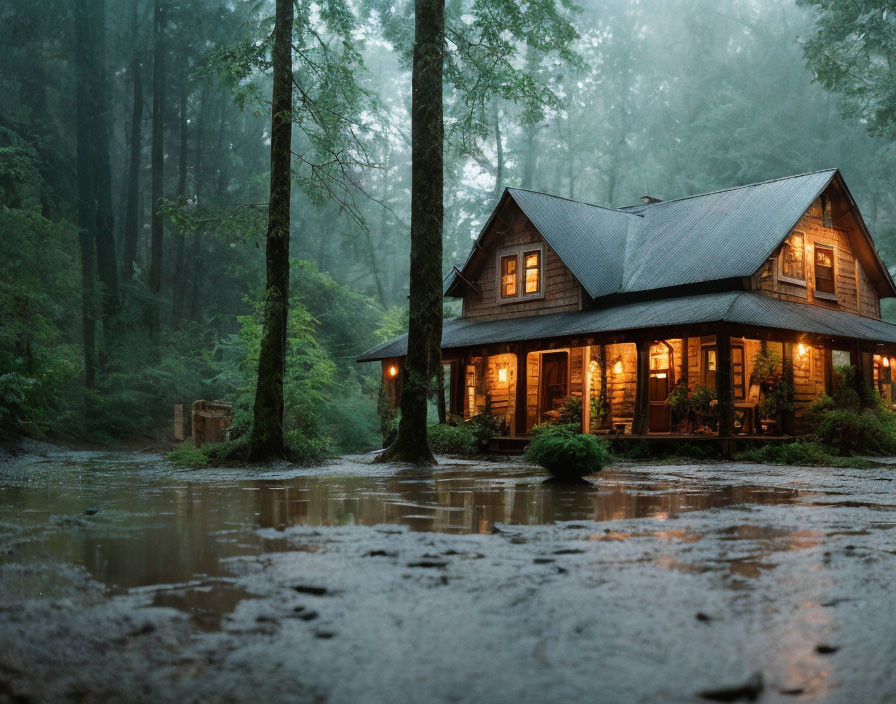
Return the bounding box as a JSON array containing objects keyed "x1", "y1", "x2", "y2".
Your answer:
[{"x1": 0, "y1": 455, "x2": 814, "y2": 625}]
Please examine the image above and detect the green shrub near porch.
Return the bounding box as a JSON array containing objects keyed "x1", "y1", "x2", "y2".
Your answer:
[{"x1": 525, "y1": 424, "x2": 612, "y2": 479}]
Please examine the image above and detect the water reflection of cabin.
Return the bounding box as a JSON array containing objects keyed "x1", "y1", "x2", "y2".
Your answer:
[{"x1": 359, "y1": 169, "x2": 896, "y2": 441}]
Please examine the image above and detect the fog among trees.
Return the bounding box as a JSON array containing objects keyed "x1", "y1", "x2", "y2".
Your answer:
[{"x1": 2, "y1": 0, "x2": 894, "y2": 454}]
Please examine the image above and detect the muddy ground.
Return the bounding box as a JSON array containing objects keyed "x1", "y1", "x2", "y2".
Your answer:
[{"x1": 0, "y1": 446, "x2": 894, "y2": 703}]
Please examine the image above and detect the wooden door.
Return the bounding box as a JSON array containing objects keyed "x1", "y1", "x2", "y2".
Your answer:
[
  {"x1": 539, "y1": 352, "x2": 568, "y2": 421},
  {"x1": 648, "y1": 374, "x2": 670, "y2": 432}
]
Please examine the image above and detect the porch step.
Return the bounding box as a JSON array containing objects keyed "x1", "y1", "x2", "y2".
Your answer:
[{"x1": 487, "y1": 436, "x2": 530, "y2": 455}]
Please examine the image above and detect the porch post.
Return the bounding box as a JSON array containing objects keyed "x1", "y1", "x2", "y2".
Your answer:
[
  {"x1": 782, "y1": 341, "x2": 796, "y2": 435},
  {"x1": 514, "y1": 346, "x2": 528, "y2": 436},
  {"x1": 680, "y1": 335, "x2": 689, "y2": 387},
  {"x1": 716, "y1": 332, "x2": 733, "y2": 437},
  {"x1": 823, "y1": 346, "x2": 834, "y2": 396},
  {"x1": 633, "y1": 340, "x2": 650, "y2": 435}
]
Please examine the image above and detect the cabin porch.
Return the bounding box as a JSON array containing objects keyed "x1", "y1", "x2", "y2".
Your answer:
[{"x1": 380, "y1": 323, "x2": 896, "y2": 444}]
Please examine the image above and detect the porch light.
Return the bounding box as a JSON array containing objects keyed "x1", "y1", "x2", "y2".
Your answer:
[
  {"x1": 613, "y1": 360, "x2": 624, "y2": 375},
  {"x1": 498, "y1": 368, "x2": 508, "y2": 383},
  {"x1": 388, "y1": 365, "x2": 398, "y2": 378},
  {"x1": 884, "y1": 357, "x2": 891, "y2": 368},
  {"x1": 655, "y1": 372, "x2": 667, "y2": 379},
  {"x1": 797, "y1": 343, "x2": 807, "y2": 357}
]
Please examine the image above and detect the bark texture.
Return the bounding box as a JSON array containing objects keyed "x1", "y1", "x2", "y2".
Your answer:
[
  {"x1": 75, "y1": 0, "x2": 97, "y2": 388},
  {"x1": 378, "y1": 0, "x2": 445, "y2": 465},
  {"x1": 247, "y1": 0, "x2": 294, "y2": 461},
  {"x1": 122, "y1": 0, "x2": 143, "y2": 283},
  {"x1": 148, "y1": 0, "x2": 165, "y2": 337}
]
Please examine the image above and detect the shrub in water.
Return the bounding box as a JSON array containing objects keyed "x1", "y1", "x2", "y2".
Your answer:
[
  {"x1": 525, "y1": 425, "x2": 611, "y2": 480},
  {"x1": 166, "y1": 439, "x2": 209, "y2": 468}
]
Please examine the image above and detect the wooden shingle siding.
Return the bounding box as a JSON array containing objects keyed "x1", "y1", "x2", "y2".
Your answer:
[
  {"x1": 750, "y1": 192, "x2": 881, "y2": 319},
  {"x1": 462, "y1": 202, "x2": 582, "y2": 321}
]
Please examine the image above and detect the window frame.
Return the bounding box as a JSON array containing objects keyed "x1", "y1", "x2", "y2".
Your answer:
[
  {"x1": 495, "y1": 244, "x2": 545, "y2": 303},
  {"x1": 499, "y1": 254, "x2": 519, "y2": 299},
  {"x1": 813, "y1": 243, "x2": 838, "y2": 301},
  {"x1": 778, "y1": 230, "x2": 807, "y2": 286}
]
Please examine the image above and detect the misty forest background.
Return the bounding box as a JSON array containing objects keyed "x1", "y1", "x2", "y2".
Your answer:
[{"x1": 1, "y1": 0, "x2": 894, "y2": 452}]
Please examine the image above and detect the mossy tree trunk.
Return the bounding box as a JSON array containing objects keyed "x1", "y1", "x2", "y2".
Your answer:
[
  {"x1": 247, "y1": 0, "x2": 294, "y2": 461},
  {"x1": 75, "y1": 0, "x2": 97, "y2": 389},
  {"x1": 378, "y1": 0, "x2": 444, "y2": 465},
  {"x1": 148, "y1": 0, "x2": 165, "y2": 338}
]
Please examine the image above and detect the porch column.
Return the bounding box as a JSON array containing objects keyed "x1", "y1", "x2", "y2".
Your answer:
[
  {"x1": 823, "y1": 346, "x2": 834, "y2": 395},
  {"x1": 514, "y1": 346, "x2": 528, "y2": 436},
  {"x1": 633, "y1": 340, "x2": 650, "y2": 435},
  {"x1": 782, "y1": 341, "x2": 796, "y2": 435},
  {"x1": 680, "y1": 336, "x2": 689, "y2": 388},
  {"x1": 716, "y1": 333, "x2": 733, "y2": 437},
  {"x1": 449, "y1": 359, "x2": 465, "y2": 417}
]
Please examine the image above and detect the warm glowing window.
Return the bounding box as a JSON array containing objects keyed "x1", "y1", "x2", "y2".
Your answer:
[
  {"x1": 523, "y1": 251, "x2": 540, "y2": 295},
  {"x1": 500, "y1": 255, "x2": 517, "y2": 298},
  {"x1": 815, "y1": 246, "x2": 835, "y2": 296},
  {"x1": 779, "y1": 232, "x2": 806, "y2": 282}
]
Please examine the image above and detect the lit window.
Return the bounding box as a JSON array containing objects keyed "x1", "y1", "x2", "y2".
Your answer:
[
  {"x1": 815, "y1": 246, "x2": 835, "y2": 295},
  {"x1": 780, "y1": 231, "x2": 805, "y2": 282},
  {"x1": 523, "y1": 251, "x2": 540, "y2": 295},
  {"x1": 500, "y1": 255, "x2": 517, "y2": 298}
]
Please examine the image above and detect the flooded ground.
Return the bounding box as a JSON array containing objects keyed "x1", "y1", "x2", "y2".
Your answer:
[{"x1": 1, "y1": 447, "x2": 894, "y2": 703}]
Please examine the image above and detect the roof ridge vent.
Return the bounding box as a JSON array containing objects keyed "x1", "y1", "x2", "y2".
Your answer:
[{"x1": 640, "y1": 195, "x2": 662, "y2": 204}]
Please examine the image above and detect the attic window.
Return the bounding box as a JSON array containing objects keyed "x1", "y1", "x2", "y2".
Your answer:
[
  {"x1": 523, "y1": 250, "x2": 541, "y2": 295},
  {"x1": 497, "y1": 245, "x2": 544, "y2": 302},
  {"x1": 779, "y1": 231, "x2": 806, "y2": 284},
  {"x1": 822, "y1": 195, "x2": 833, "y2": 228},
  {"x1": 500, "y1": 255, "x2": 518, "y2": 298},
  {"x1": 815, "y1": 245, "x2": 836, "y2": 298}
]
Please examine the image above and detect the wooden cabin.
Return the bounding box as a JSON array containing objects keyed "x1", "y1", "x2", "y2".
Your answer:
[{"x1": 359, "y1": 169, "x2": 896, "y2": 440}]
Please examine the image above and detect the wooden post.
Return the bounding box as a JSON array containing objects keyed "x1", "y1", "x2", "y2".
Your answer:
[
  {"x1": 680, "y1": 336, "x2": 689, "y2": 388},
  {"x1": 782, "y1": 341, "x2": 795, "y2": 435},
  {"x1": 633, "y1": 340, "x2": 650, "y2": 435},
  {"x1": 716, "y1": 332, "x2": 733, "y2": 437},
  {"x1": 823, "y1": 346, "x2": 834, "y2": 395},
  {"x1": 514, "y1": 346, "x2": 528, "y2": 436},
  {"x1": 582, "y1": 346, "x2": 591, "y2": 435}
]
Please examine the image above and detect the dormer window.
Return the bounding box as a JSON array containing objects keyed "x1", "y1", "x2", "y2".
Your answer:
[
  {"x1": 779, "y1": 231, "x2": 806, "y2": 284},
  {"x1": 497, "y1": 245, "x2": 544, "y2": 302}
]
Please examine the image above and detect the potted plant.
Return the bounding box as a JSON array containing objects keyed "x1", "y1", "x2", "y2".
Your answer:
[
  {"x1": 666, "y1": 381, "x2": 690, "y2": 431},
  {"x1": 689, "y1": 385, "x2": 718, "y2": 433},
  {"x1": 750, "y1": 348, "x2": 795, "y2": 434}
]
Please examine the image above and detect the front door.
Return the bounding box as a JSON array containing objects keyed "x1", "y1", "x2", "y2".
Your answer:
[
  {"x1": 539, "y1": 352, "x2": 568, "y2": 421},
  {"x1": 648, "y1": 373, "x2": 670, "y2": 432}
]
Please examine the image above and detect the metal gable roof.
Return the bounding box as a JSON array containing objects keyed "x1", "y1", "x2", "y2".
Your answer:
[
  {"x1": 503, "y1": 189, "x2": 638, "y2": 298},
  {"x1": 620, "y1": 169, "x2": 838, "y2": 293},
  {"x1": 356, "y1": 291, "x2": 896, "y2": 362},
  {"x1": 445, "y1": 168, "x2": 893, "y2": 300}
]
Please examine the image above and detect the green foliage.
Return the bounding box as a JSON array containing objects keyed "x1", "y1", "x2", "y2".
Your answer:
[
  {"x1": 525, "y1": 424, "x2": 611, "y2": 479},
  {"x1": 166, "y1": 439, "x2": 209, "y2": 468},
  {"x1": 750, "y1": 348, "x2": 794, "y2": 418},
  {"x1": 556, "y1": 396, "x2": 583, "y2": 428},
  {"x1": 733, "y1": 440, "x2": 876, "y2": 468},
  {"x1": 689, "y1": 386, "x2": 718, "y2": 417},
  {"x1": 813, "y1": 408, "x2": 896, "y2": 456},
  {"x1": 427, "y1": 423, "x2": 477, "y2": 456},
  {"x1": 798, "y1": 1, "x2": 896, "y2": 139},
  {"x1": 465, "y1": 413, "x2": 502, "y2": 450},
  {"x1": 666, "y1": 382, "x2": 690, "y2": 423}
]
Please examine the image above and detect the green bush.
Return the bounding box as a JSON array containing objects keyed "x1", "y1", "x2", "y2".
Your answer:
[
  {"x1": 557, "y1": 396, "x2": 583, "y2": 428},
  {"x1": 427, "y1": 423, "x2": 477, "y2": 455},
  {"x1": 466, "y1": 413, "x2": 501, "y2": 450},
  {"x1": 166, "y1": 439, "x2": 210, "y2": 468},
  {"x1": 734, "y1": 440, "x2": 877, "y2": 468},
  {"x1": 525, "y1": 425, "x2": 612, "y2": 480},
  {"x1": 814, "y1": 408, "x2": 896, "y2": 455},
  {"x1": 690, "y1": 385, "x2": 718, "y2": 417}
]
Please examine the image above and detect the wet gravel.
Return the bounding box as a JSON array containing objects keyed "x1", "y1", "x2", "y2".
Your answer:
[{"x1": 0, "y1": 448, "x2": 894, "y2": 703}]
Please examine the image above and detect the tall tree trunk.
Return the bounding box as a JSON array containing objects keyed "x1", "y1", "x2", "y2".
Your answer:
[
  {"x1": 75, "y1": 0, "x2": 97, "y2": 388},
  {"x1": 148, "y1": 0, "x2": 165, "y2": 337},
  {"x1": 122, "y1": 0, "x2": 143, "y2": 282},
  {"x1": 248, "y1": 0, "x2": 294, "y2": 461},
  {"x1": 93, "y1": 0, "x2": 119, "y2": 324},
  {"x1": 491, "y1": 108, "x2": 504, "y2": 199},
  {"x1": 378, "y1": 0, "x2": 445, "y2": 465},
  {"x1": 171, "y1": 75, "x2": 188, "y2": 326}
]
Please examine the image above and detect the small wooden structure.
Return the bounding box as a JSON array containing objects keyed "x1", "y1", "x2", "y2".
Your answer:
[
  {"x1": 191, "y1": 400, "x2": 232, "y2": 447},
  {"x1": 361, "y1": 169, "x2": 896, "y2": 442}
]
